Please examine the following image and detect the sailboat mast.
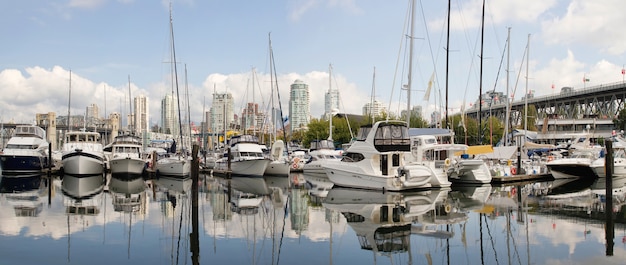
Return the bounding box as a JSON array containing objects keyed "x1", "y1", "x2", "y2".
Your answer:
[
  {"x1": 445, "y1": 0, "x2": 450, "y2": 129},
  {"x1": 406, "y1": 0, "x2": 416, "y2": 126},
  {"x1": 504, "y1": 27, "x2": 511, "y2": 146},
  {"x1": 328, "y1": 63, "x2": 333, "y2": 141},
  {"x1": 128, "y1": 75, "x2": 132, "y2": 134},
  {"x1": 478, "y1": 0, "x2": 485, "y2": 145},
  {"x1": 169, "y1": 3, "x2": 184, "y2": 153},
  {"x1": 269, "y1": 33, "x2": 289, "y2": 154},
  {"x1": 524, "y1": 34, "x2": 530, "y2": 133},
  {"x1": 370, "y1": 66, "x2": 376, "y2": 124},
  {"x1": 67, "y1": 70, "x2": 72, "y2": 130}
]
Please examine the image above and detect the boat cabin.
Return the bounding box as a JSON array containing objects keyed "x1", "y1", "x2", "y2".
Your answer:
[
  {"x1": 15, "y1": 125, "x2": 46, "y2": 139},
  {"x1": 309, "y1": 139, "x2": 334, "y2": 150},
  {"x1": 229, "y1": 135, "x2": 260, "y2": 146},
  {"x1": 358, "y1": 121, "x2": 410, "y2": 152}
]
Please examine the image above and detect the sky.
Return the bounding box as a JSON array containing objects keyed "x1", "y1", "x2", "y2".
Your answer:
[{"x1": 2, "y1": 0, "x2": 626, "y2": 127}]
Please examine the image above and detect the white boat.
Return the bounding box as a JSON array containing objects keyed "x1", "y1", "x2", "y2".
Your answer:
[
  {"x1": 61, "y1": 174, "x2": 106, "y2": 200},
  {"x1": 546, "y1": 149, "x2": 600, "y2": 179},
  {"x1": 590, "y1": 141, "x2": 626, "y2": 178},
  {"x1": 107, "y1": 134, "x2": 146, "y2": 175},
  {"x1": 156, "y1": 153, "x2": 192, "y2": 177},
  {"x1": 322, "y1": 121, "x2": 437, "y2": 191},
  {"x1": 61, "y1": 131, "x2": 105, "y2": 176},
  {"x1": 214, "y1": 135, "x2": 270, "y2": 177},
  {"x1": 0, "y1": 125, "x2": 50, "y2": 174},
  {"x1": 264, "y1": 140, "x2": 290, "y2": 177},
  {"x1": 447, "y1": 154, "x2": 492, "y2": 184},
  {"x1": 302, "y1": 139, "x2": 342, "y2": 175}
]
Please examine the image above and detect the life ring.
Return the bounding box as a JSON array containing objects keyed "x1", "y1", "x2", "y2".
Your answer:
[
  {"x1": 444, "y1": 158, "x2": 451, "y2": 167},
  {"x1": 292, "y1": 163, "x2": 298, "y2": 169},
  {"x1": 511, "y1": 167, "x2": 517, "y2": 175},
  {"x1": 444, "y1": 204, "x2": 451, "y2": 213},
  {"x1": 511, "y1": 187, "x2": 517, "y2": 196}
]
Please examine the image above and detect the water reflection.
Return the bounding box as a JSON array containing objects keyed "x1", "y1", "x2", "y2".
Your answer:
[{"x1": 1, "y1": 172, "x2": 626, "y2": 264}]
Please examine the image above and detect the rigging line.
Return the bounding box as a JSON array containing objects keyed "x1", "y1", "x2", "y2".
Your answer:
[
  {"x1": 330, "y1": 66, "x2": 354, "y2": 138},
  {"x1": 489, "y1": 34, "x2": 509, "y2": 94},
  {"x1": 483, "y1": 211, "x2": 500, "y2": 264},
  {"x1": 269, "y1": 33, "x2": 289, "y2": 154},
  {"x1": 387, "y1": 0, "x2": 412, "y2": 115},
  {"x1": 509, "y1": 41, "x2": 528, "y2": 114},
  {"x1": 418, "y1": 0, "x2": 446, "y2": 104}
]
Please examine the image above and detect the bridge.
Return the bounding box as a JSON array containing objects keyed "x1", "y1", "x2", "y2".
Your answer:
[{"x1": 464, "y1": 81, "x2": 626, "y2": 126}]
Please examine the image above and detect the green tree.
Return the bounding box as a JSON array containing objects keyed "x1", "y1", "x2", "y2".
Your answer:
[{"x1": 613, "y1": 108, "x2": 626, "y2": 131}]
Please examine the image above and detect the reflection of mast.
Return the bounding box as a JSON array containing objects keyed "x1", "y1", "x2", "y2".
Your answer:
[{"x1": 67, "y1": 215, "x2": 71, "y2": 263}]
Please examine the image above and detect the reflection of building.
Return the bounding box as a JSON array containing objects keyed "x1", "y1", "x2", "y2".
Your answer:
[
  {"x1": 289, "y1": 79, "x2": 310, "y2": 133},
  {"x1": 290, "y1": 188, "x2": 309, "y2": 233},
  {"x1": 209, "y1": 185, "x2": 232, "y2": 222}
]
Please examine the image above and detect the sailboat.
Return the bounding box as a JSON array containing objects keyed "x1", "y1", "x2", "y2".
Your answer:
[
  {"x1": 155, "y1": 4, "x2": 191, "y2": 178},
  {"x1": 263, "y1": 39, "x2": 291, "y2": 177},
  {"x1": 61, "y1": 70, "x2": 105, "y2": 176}
]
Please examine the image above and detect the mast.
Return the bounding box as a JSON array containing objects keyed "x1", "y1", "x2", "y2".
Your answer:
[
  {"x1": 406, "y1": 0, "x2": 416, "y2": 126},
  {"x1": 67, "y1": 70, "x2": 72, "y2": 130},
  {"x1": 169, "y1": 3, "x2": 185, "y2": 156},
  {"x1": 370, "y1": 67, "x2": 376, "y2": 124},
  {"x1": 328, "y1": 63, "x2": 333, "y2": 141},
  {"x1": 504, "y1": 27, "x2": 511, "y2": 146},
  {"x1": 128, "y1": 75, "x2": 132, "y2": 134},
  {"x1": 444, "y1": 0, "x2": 450, "y2": 129},
  {"x1": 478, "y1": 0, "x2": 485, "y2": 145},
  {"x1": 524, "y1": 34, "x2": 530, "y2": 134},
  {"x1": 269, "y1": 33, "x2": 289, "y2": 154}
]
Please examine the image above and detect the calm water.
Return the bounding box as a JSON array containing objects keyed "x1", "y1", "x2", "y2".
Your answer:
[{"x1": 1, "y1": 172, "x2": 625, "y2": 265}]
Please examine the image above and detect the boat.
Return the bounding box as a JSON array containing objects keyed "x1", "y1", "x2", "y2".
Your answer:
[
  {"x1": 61, "y1": 130, "x2": 105, "y2": 176},
  {"x1": 61, "y1": 174, "x2": 106, "y2": 201},
  {"x1": 108, "y1": 173, "x2": 147, "y2": 213},
  {"x1": 302, "y1": 139, "x2": 342, "y2": 175},
  {"x1": 546, "y1": 149, "x2": 600, "y2": 179},
  {"x1": 155, "y1": 7, "x2": 191, "y2": 178},
  {"x1": 214, "y1": 135, "x2": 271, "y2": 177},
  {"x1": 107, "y1": 134, "x2": 146, "y2": 176},
  {"x1": 322, "y1": 121, "x2": 436, "y2": 191},
  {"x1": 264, "y1": 140, "x2": 290, "y2": 176},
  {"x1": 589, "y1": 140, "x2": 626, "y2": 178},
  {"x1": 0, "y1": 125, "x2": 50, "y2": 174},
  {"x1": 289, "y1": 148, "x2": 307, "y2": 172}
]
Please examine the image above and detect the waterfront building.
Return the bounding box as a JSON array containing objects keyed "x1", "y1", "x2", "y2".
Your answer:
[
  {"x1": 86, "y1": 104, "x2": 100, "y2": 128},
  {"x1": 289, "y1": 79, "x2": 310, "y2": 133},
  {"x1": 161, "y1": 94, "x2": 178, "y2": 135},
  {"x1": 324, "y1": 86, "x2": 340, "y2": 119},
  {"x1": 210, "y1": 92, "x2": 235, "y2": 135},
  {"x1": 133, "y1": 95, "x2": 149, "y2": 135}
]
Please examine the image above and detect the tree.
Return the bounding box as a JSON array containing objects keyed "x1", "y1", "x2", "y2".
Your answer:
[{"x1": 613, "y1": 108, "x2": 626, "y2": 131}]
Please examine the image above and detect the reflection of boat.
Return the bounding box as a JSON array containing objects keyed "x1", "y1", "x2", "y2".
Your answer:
[
  {"x1": 155, "y1": 176, "x2": 192, "y2": 196},
  {"x1": 0, "y1": 125, "x2": 50, "y2": 174},
  {"x1": 229, "y1": 176, "x2": 270, "y2": 215},
  {"x1": 0, "y1": 174, "x2": 45, "y2": 217},
  {"x1": 61, "y1": 131, "x2": 105, "y2": 176},
  {"x1": 449, "y1": 184, "x2": 492, "y2": 211},
  {"x1": 302, "y1": 172, "x2": 334, "y2": 198},
  {"x1": 323, "y1": 187, "x2": 446, "y2": 255},
  {"x1": 61, "y1": 174, "x2": 105, "y2": 200},
  {"x1": 109, "y1": 174, "x2": 147, "y2": 213}
]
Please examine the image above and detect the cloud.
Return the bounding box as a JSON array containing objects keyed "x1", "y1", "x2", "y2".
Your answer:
[
  {"x1": 541, "y1": 0, "x2": 626, "y2": 55},
  {"x1": 68, "y1": 0, "x2": 107, "y2": 9}
]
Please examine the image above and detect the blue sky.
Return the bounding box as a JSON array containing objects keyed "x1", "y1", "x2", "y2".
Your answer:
[{"x1": 1, "y1": 0, "x2": 626, "y2": 126}]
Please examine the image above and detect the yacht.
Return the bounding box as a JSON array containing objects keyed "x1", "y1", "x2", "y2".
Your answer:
[
  {"x1": 322, "y1": 121, "x2": 442, "y2": 191},
  {"x1": 0, "y1": 125, "x2": 50, "y2": 174},
  {"x1": 214, "y1": 135, "x2": 270, "y2": 177},
  {"x1": 302, "y1": 139, "x2": 341, "y2": 175},
  {"x1": 590, "y1": 140, "x2": 626, "y2": 178},
  {"x1": 289, "y1": 149, "x2": 307, "y2": 172},
  {"x1": 107, "y1": 134, "x2": 146, "y2": 176},
  {"x1": 546, "y1": 149, "x2": 600, "y2": 179},
  {"x1": 61, "y1": 130, "x2": 104, "y2": 176}
]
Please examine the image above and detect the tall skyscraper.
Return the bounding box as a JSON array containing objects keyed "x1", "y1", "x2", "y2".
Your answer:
[
  {"x1": 289, "y1": 79, "x2": 310, "y2": 133},
  {"x1": 324, "y1": 86, "x2": 340, "y2": 119},
  {"x1": 133, "y1": 95, "x2": 149, "y2": 135},
  {"x1": 161, "y1": 94, "x2": 178, "y2": 135},
  {"x1": 210, "y1": 92, "x2": 234, "y2": 134},
  {"x1": 86, "y1": 103, "x2": 99, "y2": 128}
]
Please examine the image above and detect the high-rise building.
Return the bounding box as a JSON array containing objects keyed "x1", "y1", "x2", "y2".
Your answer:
[
  {"x1": 86, "y1": 103, "x2": 99, "y2": 128},
  {"x1": 134, "y1": 95, "x2": 149, "y2": 135},
  {"x1": 161, "y1": 94, "x2": 178, "y2": 135},
  {"x1": 362, "y1": 100, "x2": 386, "y2": 117},
  {"x1": 210, "y1": 92, "x2": 234, "y2": 134},
  {"x1": 289, "y1": 79, "x2": 310, "y2": 133},
  {"x1": 324, "y1": 87, "x2": 340, "y2": 119}
]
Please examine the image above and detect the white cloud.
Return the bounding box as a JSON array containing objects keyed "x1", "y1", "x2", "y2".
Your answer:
[{"x1": 541, "y1": 0, "x2": 626, "y2": 55}]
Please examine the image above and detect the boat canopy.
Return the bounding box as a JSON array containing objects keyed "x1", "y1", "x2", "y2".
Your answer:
[{"x1": 372, "y1": 122, "x2": 410, "y2": 152}]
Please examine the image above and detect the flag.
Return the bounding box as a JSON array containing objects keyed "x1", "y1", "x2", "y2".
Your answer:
[
  {"x1": 283, "y1": 116, "x2": 289, "y2": 126},
  {"x1": 423, "y1": 71, "x2": 435, "y2": 101},
  {"x1": 583, "y1": 77, "x2": 589, "y2": 82},
  {"x1": 551, "y1": 83, "x2": 555, "y2": 89},
  {"x1": 622, "y1": 69, "x2": 625, "y2": 75}
]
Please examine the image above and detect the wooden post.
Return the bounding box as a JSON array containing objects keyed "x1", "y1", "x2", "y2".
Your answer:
[
  {"x1": 48, "y1": 142, "x2": 52, "y2": 205},
  {"x1": 605, "y1": 140, "x2": 614, "y2": 256},
  {"x1": 227, "y1": 147, "x2": 232, "y2": 179},
  {"x1": 190, "y1": 144, "x2": 199, "y2": 263}
]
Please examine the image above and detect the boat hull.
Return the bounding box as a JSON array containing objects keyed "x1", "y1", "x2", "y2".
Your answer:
[
  {"x1": 0, "y1": 155, "x2": 46, "y2": 174},
  {"x1": 156, "y1": 157, "x2": 191, "y2": 177},
  {"x1": 264, "y1": 161, "x2": 290, "y2": 176},
  {"x1": 215, "y1": 159, "x2": 270, "y2": 177},
  {"x1": 448, "y1": 160, "x2": 492, "y2": 184},
  {"x1": 110, "y1": 157, "x2": 146, "y2": 175},
  {"x1": 323, "y1": 163, "x2": 431, "y2": 191},
  {"x1": 62, "y1": 150, "x2": 105, "y2": 175}
]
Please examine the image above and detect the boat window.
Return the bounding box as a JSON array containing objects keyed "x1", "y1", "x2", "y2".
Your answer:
[
  {"x1": 341, "y1": 152, "x2": 364, "y2": 162},
  {"x1": 373, "y1": 124, "x2": 410, "y2": 152}
]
